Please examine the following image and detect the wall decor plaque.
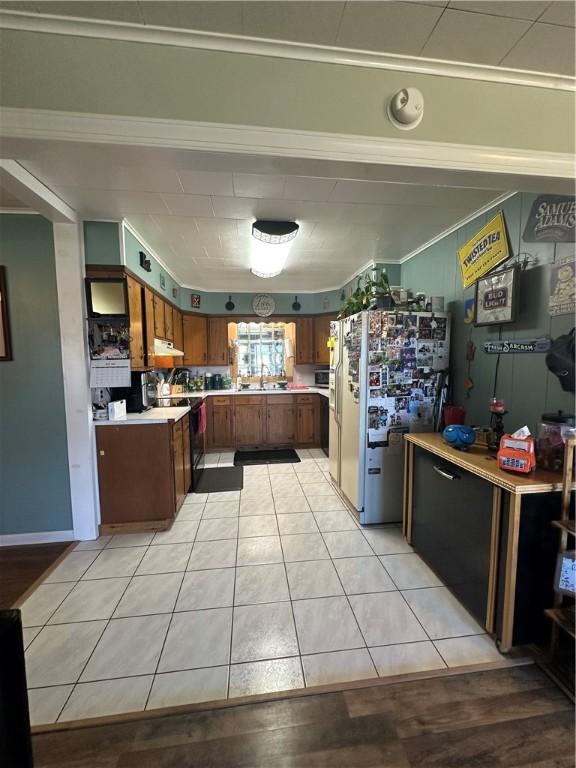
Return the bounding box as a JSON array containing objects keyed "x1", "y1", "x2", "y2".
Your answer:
[
  {"x1": 252, "y1": 294, "x2": 276, "y2": 317},
  {"x1": 549, "y1": 256, "x2": 575, "y2": 317},
  {"x1": 483, "y1": 337, "x2": 551, "y2": 354},
  {"x1": 190, "y1": 293, "x2": 201, "y2": 309},
  {"x1": 458, "y1": 211, "x2": 510, "y2": 289},
  {"x1": 523, "y1": 195, "x2": 575, "y2": 243},
  {"x1": 474, "y1": 265, "x2": 518, "y2": 326}
]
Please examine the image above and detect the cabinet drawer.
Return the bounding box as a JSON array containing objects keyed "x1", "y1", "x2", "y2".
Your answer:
[
  {"x1": 412, "y1": 447, "x2": 493, "y2": 627},
  {"x1": 236, "y1": 395, "x2": 266, "y2": 405},
  {"x1": 268, "y1": 395, "x2": 293, "y2": 404},
  {"x1": 212, "y1": 396, "x2": 231, "y2": 406},
  {"x1": 296, "y1": 394, "x2": 315, "y2": 403}
]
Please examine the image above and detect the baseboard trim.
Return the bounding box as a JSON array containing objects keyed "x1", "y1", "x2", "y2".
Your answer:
[{"x1": 0, "y1": 530, "x2": 75, "y2": 547}]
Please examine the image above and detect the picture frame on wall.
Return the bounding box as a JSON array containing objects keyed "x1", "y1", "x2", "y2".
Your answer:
[
  {"x1": 0, "y1": 266, "x2": 13, "y2": 361},
  {"x1": 474, "y1": 264, "x2": 518, "y2": 327}
]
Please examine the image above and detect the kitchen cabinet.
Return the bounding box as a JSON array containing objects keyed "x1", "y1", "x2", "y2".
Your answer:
[
  {"x1": 126, "y1": 276, "x2": 145, "y2": 370},
  {"x1": 266, "y1": 396, "x2": 295, "y2": 445},
  {"x1": 144, "y1": 287, "x2": 156, "y2": 367},
  {"x1": 172, "y1": 418, "x2": 186, "y2": 512},
  {"x1": 296, "y1": 394, "x2": 319, "y2": 444},
  {"x1": 173, "y1": 309, "x2": 184, "y2": 353},
  {"x1": 295, "y1": 318, "x2": 315, "y2": 364},
  {"x1": 183, "y1": 315, "x2": 208, "y2": 366},
  {"x1": 153, "y1": 294, "x2": 165, "y2": 339},
  {"x1": 95, "y1": 423, "x2": 177, "y2": 532},
  {"x1": 164, "y1": 303, "x2": 174, "y2": 342},
  {"x1": 314, "y1": 315, "x2": 334, "y2": 365},
  {"x1": 207, "y1": 396, "x2": 233, "y2": 449},
  {"x1": 320, "y1": 395, "x2": 329, "y2": 456},
  {"x1": 207, "y1": 318, "x2": 229, "y2": 366},
  {"x1": 183, "y1": 416, "x2": 192, "y2": 492},
  {"x1": 235, "y1": 396, "x2": 266, "y2": 447}
]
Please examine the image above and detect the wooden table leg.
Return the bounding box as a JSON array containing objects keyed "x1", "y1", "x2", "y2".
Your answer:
[{"x1": 500, "y1": 492, "x2": 521, "y2": 652}]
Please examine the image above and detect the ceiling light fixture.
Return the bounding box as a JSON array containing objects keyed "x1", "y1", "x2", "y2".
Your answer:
[{"x1": 251, "y1": 220, "x2": 299, "y2": 278}]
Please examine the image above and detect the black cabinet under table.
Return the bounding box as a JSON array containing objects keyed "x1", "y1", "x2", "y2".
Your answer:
[{"x1": 404, "y1": 433, "x2": 573, "y2": 652}]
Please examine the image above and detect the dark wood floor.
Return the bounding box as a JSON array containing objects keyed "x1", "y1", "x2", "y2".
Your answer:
[
  {"x1": 0, "y1": 542, "x2": 72, "y2": 608},
  {"x1": 32, "y1": 665, "x2": 574, "y2": 768}
]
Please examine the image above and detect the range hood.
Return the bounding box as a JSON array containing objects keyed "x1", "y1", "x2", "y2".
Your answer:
[{"x1": 154, "y1": 338, "x2": 184, "y2": 357}]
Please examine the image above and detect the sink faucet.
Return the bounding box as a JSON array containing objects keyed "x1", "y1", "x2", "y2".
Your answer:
[{"x1": 260, "y1": 363, "x2": 271, "y2": 389}]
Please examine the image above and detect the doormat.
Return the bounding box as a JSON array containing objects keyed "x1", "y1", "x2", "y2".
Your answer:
[
  {"x1": 193, "y1": 466, "x2": 243, "y2": 493},
  {"x1": 234, "y1": 449, "x2": 301, "y2": 466}
]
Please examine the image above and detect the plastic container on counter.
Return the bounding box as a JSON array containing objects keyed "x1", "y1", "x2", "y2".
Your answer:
[{"x1": 536, "y1": 411, "x2": 576, "y2": 472}]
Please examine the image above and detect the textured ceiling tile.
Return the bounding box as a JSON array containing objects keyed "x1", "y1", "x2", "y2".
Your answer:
[
  {"x1": 448, "y1": 1, "x2": 549, "y2": 21},
  {"x1": 337, "y1": 1, "x2": 443, "y2": 54},
  {"x1": 141, "y1": 2, "x2": 243, "y2": 33},
  {"x1": 501, "y1": 22, "x2": 576, "y2": 76},
  {"x1": 28, "y1": 1, "x2": 144, "y2": 23},
  {"x1": 242, "y1": 1, "x2": 345, "y2": 44},
  {"x1": 539, "y1": 1, "x2": 576, "y2": 27},
  {"x1": 421, "y1": 8, "x2": 531, "y2": 64}
]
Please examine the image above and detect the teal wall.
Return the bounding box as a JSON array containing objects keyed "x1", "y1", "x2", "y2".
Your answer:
[
  {"x1": 84, "y1": 221, "x2": 399, "y2": 315},
  {"x1": 0, "y1": 215, "x2": 73, "y2": 535},
  {"x1": 401, "y1": 193, "x2": 575, "y2": 433},
  {"x1": 83, "y1": 221, "x2": 121, "y2": 265}
]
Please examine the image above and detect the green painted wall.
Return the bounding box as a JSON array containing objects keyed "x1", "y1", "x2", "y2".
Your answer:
[
  {"x1": 83, "y1": 221, "x2": 121, "y2": 265},
  {"x1": 123, "y1": 228, "x2": 181, "y2": 301},
  {"x1": 1, "y1": 30, "x2": 574, "y2": 153},
  {"x1": 0, "y1": 215, "x2": 73, "y2": 535},
  {"x1": 401, "y1": 193, "x2": 575, "y2": 433}
]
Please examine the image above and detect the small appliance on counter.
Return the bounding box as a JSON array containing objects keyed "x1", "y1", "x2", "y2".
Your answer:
[
  {"x1": 314, "y1": 369, "x2": 329, "y2": 388},
  {"x1": 114, "y1": 371, "x2": 158, "y2": 413},
  {"x1": 497, "y1": 433, "x2": 536, "y2": 474}
]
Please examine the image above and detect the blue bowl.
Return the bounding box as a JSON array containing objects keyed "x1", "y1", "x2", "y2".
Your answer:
[{"x1": 442, "y1": 424, "x2": 476, "y2": 451}]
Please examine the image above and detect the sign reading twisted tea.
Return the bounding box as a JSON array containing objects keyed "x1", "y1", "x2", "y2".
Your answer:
[{"x1": 458, "y1": 211, "x2": 510, "y2": 289}]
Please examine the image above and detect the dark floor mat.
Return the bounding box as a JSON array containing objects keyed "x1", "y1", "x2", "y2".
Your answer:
[
  {"x1": 193, "y1": 466, "x2": 243, "y2": 493},
  {"x1": 234, "y1": 449, "x2": 301, "y2": 466}
]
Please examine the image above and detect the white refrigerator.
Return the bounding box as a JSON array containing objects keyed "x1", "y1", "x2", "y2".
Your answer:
[{"x1": 329, "y1": 309, "x2": 450, "y2": 525}]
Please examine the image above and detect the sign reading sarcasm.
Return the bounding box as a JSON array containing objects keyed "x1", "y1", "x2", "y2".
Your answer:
[{"x1": 458, "y1": 212, "x2": 510, "y2": 289}]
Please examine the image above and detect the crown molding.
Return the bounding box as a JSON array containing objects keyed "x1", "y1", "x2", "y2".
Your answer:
[
  {"x1": 0, "y1": 9, "x2": 573, "y2": 92},
  {"x1": 399, "y1": 191, "x2": 517, "y2": 264},
  {"x1": 1, "y1": 108, "x2": 573, "y2": 183}
]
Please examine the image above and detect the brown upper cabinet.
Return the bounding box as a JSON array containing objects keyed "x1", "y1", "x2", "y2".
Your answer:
[
  {"x1": 173, "y1": 309, "x2": 184, "y2": 353},
  {"x1": 207, "y1": 318, "x2": 229, "y2": 366},
  {"x1": 143, "y1": 287, "x2": 156, "y2": 368},
  {"x1": 153, "y1": 294, "x2": 165, "y2": 339},
  {"x1": 183, "y1": 315, "x2": 208, "y2": 366},
  {"x1": 314, "y1": 315, "x2": 334, "y2": 365},
  {"x1": 295, "y1": 317, "x2": 315, "y2": 364},
  {"x1": 126, "y1": 276, "x2": 145, "y2": 370},
  {"x1": 164, "y1": 303, "x2": 174, "y2": 342}
]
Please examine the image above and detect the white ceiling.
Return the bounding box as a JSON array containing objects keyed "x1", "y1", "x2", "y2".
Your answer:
[
  {"x1": 1, "y1": 0, "x2": 574, "y2": 75},
  {"x1": 5, "y1": 140, "x2": 511, "y2": 291}
]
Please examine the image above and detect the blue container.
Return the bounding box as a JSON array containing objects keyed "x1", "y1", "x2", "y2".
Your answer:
[{"x1": 442, "y1": 424, "x2": 476, "y2": 451}]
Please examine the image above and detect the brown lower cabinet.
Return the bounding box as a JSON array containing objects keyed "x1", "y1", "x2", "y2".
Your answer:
[
  {"x1": 206, "y1": 394, "x2": 321, "y2": 450},
  {"x1": 96, "y1": 417, "x2": 191, "y2": 533}
]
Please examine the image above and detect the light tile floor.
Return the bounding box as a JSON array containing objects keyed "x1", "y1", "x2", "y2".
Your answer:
[{"x1": 22, "y1": 448, "x2": 504, "y2": 726}]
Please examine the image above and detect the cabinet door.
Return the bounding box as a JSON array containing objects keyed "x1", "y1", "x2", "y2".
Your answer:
[
  {"x1": 207, "y1": 318, "x2": 229, "y2": 366},
  {"x1": 235, "y1": 404, "x2": 265, "y2": 447},
  {"x1": 144, "y1": 287, "x2": 156, "y2": 367},
  {"x1": 267, "y1": 403, "x2": 295, "y2": 445},
  {"x1": 173, "y1": 310, "x2": 184, "y2": 353},
  {"x1": 297, "y1": 403, "x2": 319, "y2": 444},
  {"x1": 411, "y1": 448, "x2": 493, "y2": 626},
  {"x1": 183, "y1": 315, "x2": 208, "y2": 366},
  {"x1": 208, "y1": 404, "x2": 234, "y2": 449},
  {"x1": 295, "y1": 318, "x2": 315, "y2": 364},
  {"x1": 164, "y1": 304, "x2": 174, "y2": 342},
  {"x1": 314, "y1": 315, "x2": 333, "y2": 365},
  {"x1": 173, "y1": 420, "x2": 186, "y2": 512},
  {"x1": 153, "y1": 295, "x2": 165, "y2": 339},
  {"x1": 182, "y1": 417, "x2": 192, "y2": 493},
  {"x1": 127, "y1": 276, "x2": 145, "y2": 370}
]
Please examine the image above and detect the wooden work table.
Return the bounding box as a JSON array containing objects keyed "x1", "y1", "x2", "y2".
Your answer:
[{"x1": 403, "y1": 433, "x2": 573, "y2": 653}]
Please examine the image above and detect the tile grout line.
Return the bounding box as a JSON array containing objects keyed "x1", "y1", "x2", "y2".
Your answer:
[{"x1": 226, "y1": 511, "x2": 241, "y2": 700}]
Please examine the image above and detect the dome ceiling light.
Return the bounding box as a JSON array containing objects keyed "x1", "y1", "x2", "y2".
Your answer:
[{"x1": 251, "y1": 220, "x2": 299, "y2": 278}]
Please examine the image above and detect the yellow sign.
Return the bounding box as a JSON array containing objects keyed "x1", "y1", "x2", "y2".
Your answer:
[{"x1": 458, "y1": 211, "x2": 509, "y2": 289}]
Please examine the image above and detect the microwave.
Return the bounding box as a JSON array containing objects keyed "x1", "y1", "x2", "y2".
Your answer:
[{"x1": 314, "y1": 369, "x2": 329, "y2": 388}]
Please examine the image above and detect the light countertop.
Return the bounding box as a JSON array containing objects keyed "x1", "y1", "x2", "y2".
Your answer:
[
  {"x1": 160, "y1": 387, "x2": 330, "y2": 399},
  {"x1": 95, "y1": 405, "x2": 191, "y2": 426}
]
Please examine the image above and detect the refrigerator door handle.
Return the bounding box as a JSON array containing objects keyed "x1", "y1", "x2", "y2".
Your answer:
[{"x1": 335, "y1": 360, "x2": 342, "y2": 426}]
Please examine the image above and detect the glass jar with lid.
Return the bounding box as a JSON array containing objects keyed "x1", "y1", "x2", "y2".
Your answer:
[{"x1": 536, "y1": 411, "x2": 576, "y2": 472}]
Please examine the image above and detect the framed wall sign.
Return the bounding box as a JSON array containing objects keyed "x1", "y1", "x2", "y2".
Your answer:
[
  {"x1": 0, "y1": 266, "x2": 13, "y2": 361},
  {"x1": 523, "y1": 195, "x2": 575, "y2": 243},
  {"x1": 190, "y1": 293, "x2": 201, "y2": 309},
  {"x1": 458, "y1": 211, "x2": 510, "y2": 289},
  {"x1": 474, "y1": 265, "x2": 518, "y2": 326}
]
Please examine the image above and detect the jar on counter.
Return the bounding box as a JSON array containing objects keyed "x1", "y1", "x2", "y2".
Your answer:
[{"x1": 536, "y1": 411, "x2": 575, "y2": 472}]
